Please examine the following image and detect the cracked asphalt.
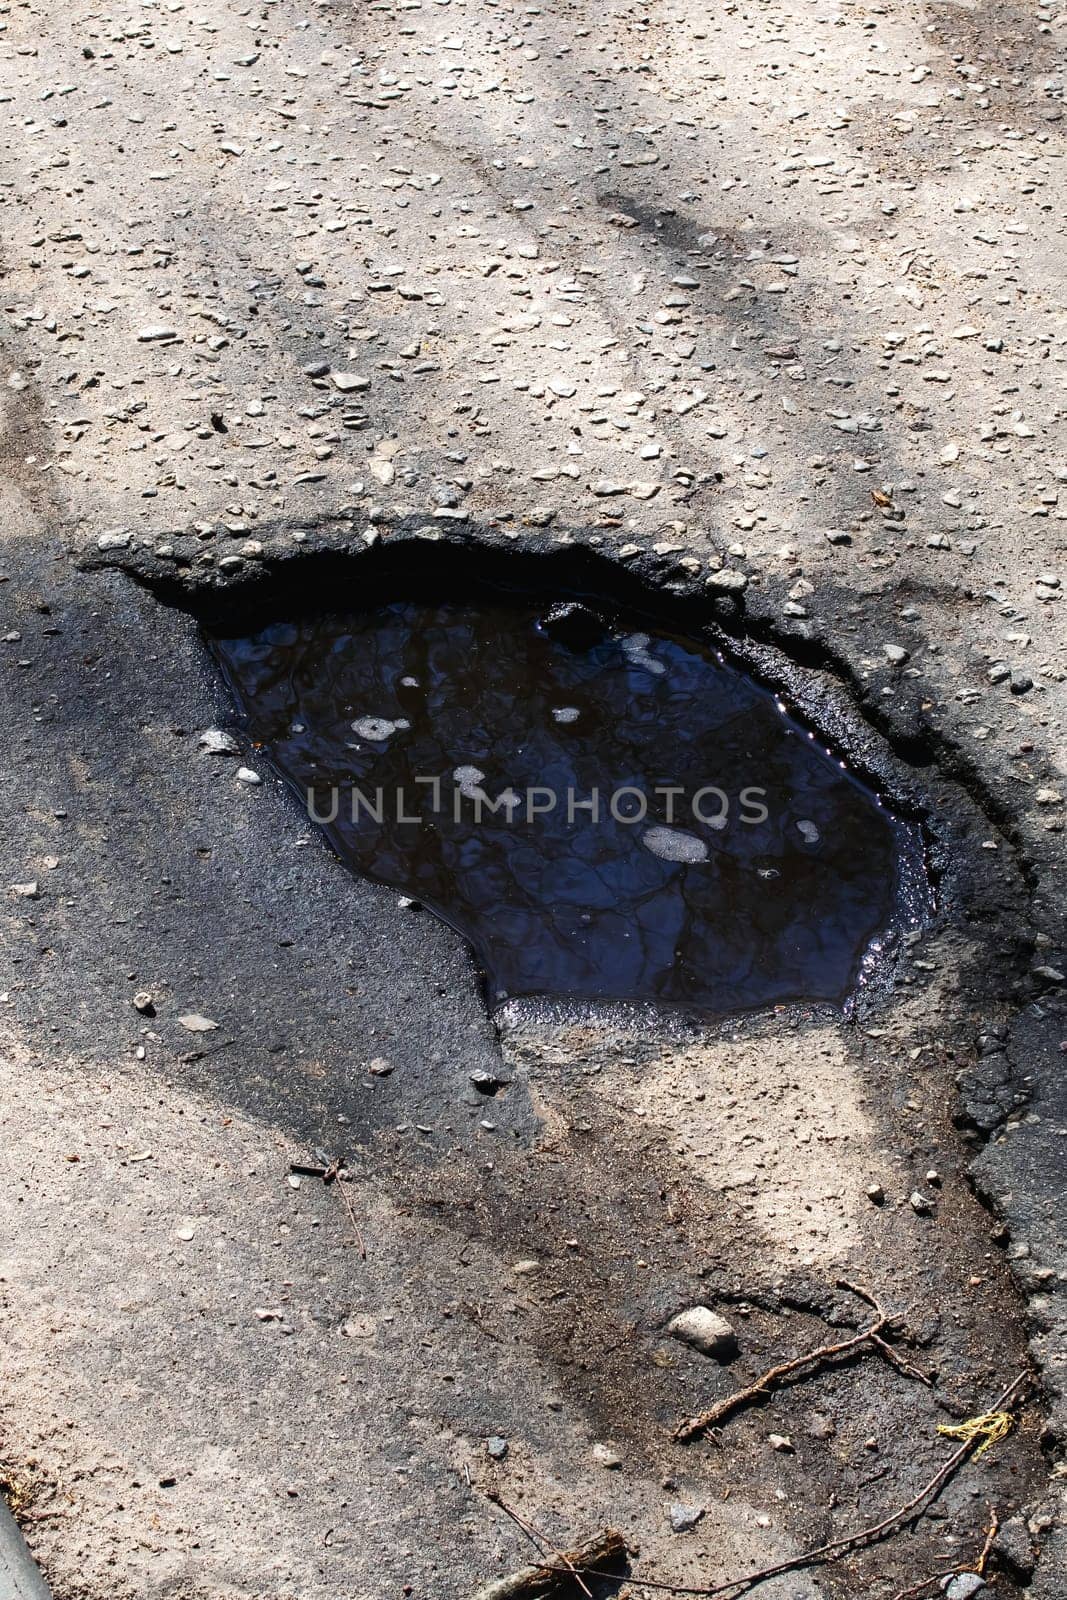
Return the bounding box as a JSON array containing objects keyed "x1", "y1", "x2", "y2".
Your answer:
[{"x1": 0, "y1": 2, "x2": 1064, "y2": 1597}]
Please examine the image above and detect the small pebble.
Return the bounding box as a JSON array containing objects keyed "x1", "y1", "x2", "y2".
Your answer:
[
  {"x1": 706, "y1": 568, "x2": 748, "y2": 593},
  {"x1": 668, "y1": 1503, "x2": 704, "y2": 1534},
  {"x1": 942, "y1": 1576, "x2": 985, "y2": 1600},
  {"x1": 666, "y1": 1306, "x2": 738, "y2": 1360},
  {"x1": 199, "y1": 728, "x2": 239, "y2": 755}
]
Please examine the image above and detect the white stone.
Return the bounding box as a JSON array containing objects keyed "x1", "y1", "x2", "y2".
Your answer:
[{"x1": 666, "y1": 1306, "x2": 737, "y2": 1359}]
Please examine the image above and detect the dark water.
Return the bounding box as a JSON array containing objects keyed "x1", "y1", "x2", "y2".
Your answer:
[{"x1": 212, "y1": 594, "x2": 928, "y2": 1017}]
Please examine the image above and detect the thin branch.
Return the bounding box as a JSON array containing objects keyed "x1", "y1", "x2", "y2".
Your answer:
[
  {"x1": 675, "y1": 1280, "x2": 929, "y2": 1443},
  {"x1": 336, "y1": 1173, "x2": 367, "y2": 1260},
  {"x1": 869, "y1": 1333, "x2": 933, "y2": 1387},
  {"x1": 976, "y1": 1509, "x2": 1000, "y2": 1575},
  {"x1": 675, "y1": 1322, "x2": 875, "y2": 1441}
]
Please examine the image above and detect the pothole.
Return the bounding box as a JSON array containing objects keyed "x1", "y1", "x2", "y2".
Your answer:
[{"x1": 208, "y1": 574, "x2": 931, "y2": 1018}]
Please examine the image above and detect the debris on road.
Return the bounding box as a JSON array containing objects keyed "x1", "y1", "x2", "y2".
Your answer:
[
  {"x1": 675, "y1": 1281, "x2": 930, "y2": 1442},
  {"x1": 470, "y1": 1515, "x2": 627, "y2": 1600},
  {"x1": 178, "y1": 1013, "x2": 219, "y2": 1033}
]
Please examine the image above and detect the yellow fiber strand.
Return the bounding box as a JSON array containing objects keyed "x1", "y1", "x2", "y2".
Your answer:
[{"x1": 937, "y1": 1409, "x2": 1015, "y2": 1459}]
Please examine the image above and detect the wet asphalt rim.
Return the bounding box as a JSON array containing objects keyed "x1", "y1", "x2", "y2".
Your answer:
[{"x1": 83, "y1": 517, "x2": 1037, "y2": 1035}]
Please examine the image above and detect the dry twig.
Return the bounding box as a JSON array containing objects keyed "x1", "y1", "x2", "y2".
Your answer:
[
  {"x1": 675, "y1": 1279, "x2": 930, "y2": 1443},
  {"x1": 290, "y1": 1157, "x2": 367, "y2": 1258},
  {"x1": 469, "y1": 1522, "x2": 628, "y2": 1600},
  {"x1": 975, "y1": 1512, "x2": 1000, "y2": 1576},
  {"x1": 335, "y1": 1172, "x2": 367, "y2": 1260}
]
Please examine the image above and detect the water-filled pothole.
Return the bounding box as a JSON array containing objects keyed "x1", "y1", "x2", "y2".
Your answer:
[{"x1": 211, "y1": 582, "x2": 929, "y2": 1018}]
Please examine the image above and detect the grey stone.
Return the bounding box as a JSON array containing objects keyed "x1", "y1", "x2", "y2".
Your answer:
[
  {"x1": 178, "y1": 1013, "x2": 218, "y2": 1033},
  {"x1": 667, "y1": 1306, "x2": 738, "y2": 1360},
  {"x1": 330, "y1": 372, "x2": 370, "y2": 393},
  {"x1": 706, "y1": 568, "x2": 749, "y2": 593},
  {"x1": 668, "y1": 1503, "x2": 704, "y2": 1533},
  {"x1": 942, "y1": 1575, "x2": 985, "y2": 1600},
  {"x1": 198, "y1": 728, "x2": 239, "y2": 755}
]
